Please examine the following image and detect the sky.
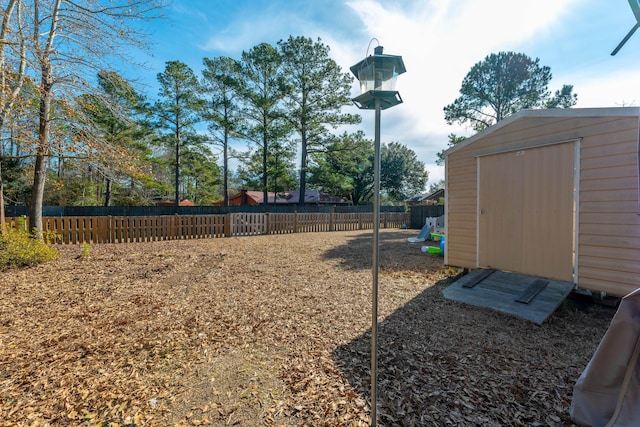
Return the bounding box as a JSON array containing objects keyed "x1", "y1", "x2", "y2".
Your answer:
[{"x1": 130, "y1": 0, "x2": 640, "y2": 188}]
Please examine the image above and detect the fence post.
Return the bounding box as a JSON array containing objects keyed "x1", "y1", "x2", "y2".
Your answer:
[
  {"x1": 19, "y1": 215, "x2": 28, "y2": 232},
  {"x1": 265, "y1": 212, "x2": 270, "y2": 235},
  {"x1": 225, "y1": 213, "x2": 232, "y2": 237},
  {"x1": 173, "y1": 214, "x2": 178, "y2": 239}
]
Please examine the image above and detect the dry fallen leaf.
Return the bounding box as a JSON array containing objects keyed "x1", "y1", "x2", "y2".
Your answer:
[{"x1": 0, "y1": 230, "x2": 614, "y2": 426}]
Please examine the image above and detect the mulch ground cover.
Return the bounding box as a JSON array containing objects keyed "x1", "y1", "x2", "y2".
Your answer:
[{"x1": 0, "y1": 229, "x2": 614, "y2": 426}]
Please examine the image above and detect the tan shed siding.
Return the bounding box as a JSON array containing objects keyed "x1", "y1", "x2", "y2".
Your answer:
[
  {"x1": 579, "y1": 281, "x2": 635, "y2": 297},
  {"x1": 445, "y1": 115, "x2": 589, "y2": 271},
  {"x1": 580, "y1": 231, "x2": 640, "y2": 250},
  {"x1": 580, "y1": 238, "x2": 638, "y2": 255},
  {"x1": 580, "y1": 187, "x2": 638, "y2": 204},
  {"x1": 581, "y1": 176, "x2": 637, "y2": 192},
  {"x1": 473, "y1": 142, "x2": 574, "y2": 280},
  {"x1": 577, "y1": 117, "x2": 640, "y2": 297},
  {"x1": 445, "y1": 153, "x2": 477, "y2": 268},
  {"x1": 520, "y1": 143, "x2": 575, "y2": 280},
  {"x1": 578, "y1": 270, "x2": 639, "y2": 297},
  {"x1": 446, "y1": 111, "x2": 640, "y2": 296}
]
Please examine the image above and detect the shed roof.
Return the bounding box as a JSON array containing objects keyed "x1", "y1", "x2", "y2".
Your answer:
[{"x1": 444, "y1": 107, "x2": 640, "y2": 157}]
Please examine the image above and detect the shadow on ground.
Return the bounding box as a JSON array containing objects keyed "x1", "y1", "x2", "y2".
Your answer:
[
  {"x1": 331, "y1": 275, "x2": 615, "y2": 426},
  {"x1": 322, "y1": 229, "x2": 442, "y2": 272}
]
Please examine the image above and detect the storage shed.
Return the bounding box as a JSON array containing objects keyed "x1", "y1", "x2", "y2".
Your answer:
[{"x1": 444, "y1": 107, "x2": 640, "y2": 297}]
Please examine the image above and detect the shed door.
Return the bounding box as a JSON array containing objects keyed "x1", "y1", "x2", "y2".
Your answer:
[{"x1": 478, "y1": 142, "x2": 575, "y2": 281}]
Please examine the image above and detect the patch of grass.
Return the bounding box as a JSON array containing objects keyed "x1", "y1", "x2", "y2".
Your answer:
[
  {"x1": 0, "y1": 226, "x2": 60, "y2": 271},
  {"x1": 79, "y1": 242, "x2": 92, "y2": 258}
]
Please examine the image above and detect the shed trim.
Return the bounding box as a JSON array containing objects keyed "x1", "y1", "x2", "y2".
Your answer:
[
  {"x1": 475, "y1": 157, "x2": 479, "y2": 267},
  {"x1": 444, "y1": 176, "x2": 449, "y2": 265},
  {"x1": 573, "y1": 139, "x2": 581, "y2": 285},
  {"x1": 637, "y1": 116, "x2": 640, "y2": 213}
]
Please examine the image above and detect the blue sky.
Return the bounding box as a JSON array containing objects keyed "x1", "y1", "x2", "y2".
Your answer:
[{"x1": 131, "y1": 0, "x2": 640, "y2": 186}]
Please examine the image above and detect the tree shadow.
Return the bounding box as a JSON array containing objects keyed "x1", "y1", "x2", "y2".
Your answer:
[
  {"x1": 322, "y1": 229, "x2": 441, "y2": 272},
  {"x1": 331, "y1": 275, "x2": 615, "y2": 426}
]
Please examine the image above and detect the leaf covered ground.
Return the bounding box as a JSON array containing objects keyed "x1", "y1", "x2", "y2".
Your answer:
[{"x1": 0, "y1": 229, "x2": 614, "y2": 426}]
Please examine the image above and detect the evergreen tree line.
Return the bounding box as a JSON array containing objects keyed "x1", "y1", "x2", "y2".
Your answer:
[
  {"x1": 0, "y1": 2, "x2": 577, "y2": 236},
  {"x1": 1, "y1": 15, "x2": 429, "y2": 215}
]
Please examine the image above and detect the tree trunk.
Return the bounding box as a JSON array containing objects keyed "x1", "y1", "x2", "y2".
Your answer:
[
  {"x1": 27, "y1": 0, "x2": 61, "y2": 238},
  {"x1": 298, "y1": 129, "x2": 307, "y2": 206},
  {"x1": 0, "y1": 117, "x2": 6, "y2": 231},
  {"x1": 223, "y1": 127, "x2": 229, "y2": 206},
  {"x1": 262, "y1": 118, "x2": 268, "y2": 206},
  {"x1": 104, "y1": 178, "x2": 112, "y2": 206},
  {"x1": 30, "y1": 152, "x2": 47, "y2": 238},
  {"x1": 174, "y1": 112, "x2": 181, "y2": 207},
  {"x1": 0, "y1": 160, "x2": 5, "y2": 231},
  {"x1": 174, "y1": 135, "x2": 180, "y2": 207},
  {"x1": 30, "y1": 62, "x2": 54, "y2": 239}
]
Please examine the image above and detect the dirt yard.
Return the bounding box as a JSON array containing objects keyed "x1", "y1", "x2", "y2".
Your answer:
[{"x1": 0, "y1": 229, "x2": 615, "y2": 426}]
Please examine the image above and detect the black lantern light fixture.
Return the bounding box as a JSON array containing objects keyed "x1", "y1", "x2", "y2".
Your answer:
[
  {"x1": 350, "y1": 44, "x2": 406, "y2": 109},
  {"x1": 350, "y1": 40, "x2": 406, "y2": 426}
]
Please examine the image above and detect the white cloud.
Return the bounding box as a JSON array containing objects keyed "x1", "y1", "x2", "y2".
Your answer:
[
  {"x1": 346, "y1": 0, "x2": 581, "y2": 124},
  {"x1": 198, "y1": 2, "x2": 358, "y2": 56},
  {"x1": 342, "y1": 0, "x2": 598, "y2": 186},
  {"x1": 153, "y1": 0, "x2": 640, "y2": 189},
  {"x1": 572, "y1": 69, "x2": 640, "y2": 108},
  {"x1": 200, "y1": 19, "x2": 283, "y2": 54}
]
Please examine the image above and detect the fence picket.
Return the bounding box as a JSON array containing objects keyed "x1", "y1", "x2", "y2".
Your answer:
[{"x1": 5, "y1": 212, "x2": 409, "y2": 244}]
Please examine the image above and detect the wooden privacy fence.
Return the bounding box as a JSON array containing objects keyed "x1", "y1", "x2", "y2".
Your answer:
[{"x1": 5, "y1": 211, "x2": 409, "y2": 244}]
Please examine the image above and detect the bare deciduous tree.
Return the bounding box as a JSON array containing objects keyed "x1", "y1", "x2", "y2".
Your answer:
[
  {"x1": 0, "y1": 0, "x2": 27, "y2": 228},
  {"x1": 17, "y1": 0, "x2": 166, "y2": 237}
]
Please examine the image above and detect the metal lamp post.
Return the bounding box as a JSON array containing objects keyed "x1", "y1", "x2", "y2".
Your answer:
[{"x1": 350, "y1": 43, "x2": 406, "y2": 426}]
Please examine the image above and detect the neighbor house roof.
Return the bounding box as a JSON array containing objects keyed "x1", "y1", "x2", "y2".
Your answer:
[
  {"x1": 156, "y1": 199, "x2": 195, "y2": 206},
  {"x1": 243, "y1": 191, "x2": 275, "y2": 205},
  {"x1": 407, "y1": 188, "x2": 444, "y2": 204},
  {"x1": 274, "y1": 189, "x2": 349, "y2": 205},
  {"x1": 212, "y1": 190, "x2": 276, "y2": 206},
  {"x1": 216, "y1": 189, "x2": 350, "y2": 206}
]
